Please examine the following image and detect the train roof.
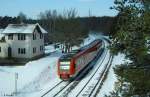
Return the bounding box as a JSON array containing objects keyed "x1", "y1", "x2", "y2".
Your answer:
[
  {"x1": 80, "y1": 39, "x2": 102, "y2": 51},
  {"x1": 59, "y1": 49, "x2": 81, "y2": 60},
  {"x1": 59, "y1": 39, "x2": 102, "y2": 61}
]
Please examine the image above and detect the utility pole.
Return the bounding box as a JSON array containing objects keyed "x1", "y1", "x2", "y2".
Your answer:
[
  {"x1": 15, "y1": 73, "x2": 18, "y2": 96},
  {"x1": 88, "y1": 9, "x2": 92, "y2": 17}
]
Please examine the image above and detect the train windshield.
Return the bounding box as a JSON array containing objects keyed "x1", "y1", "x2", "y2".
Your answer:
[
  {"x1": 59, "y1": 52, "x2": 75, "y2": 71},
  {"x1": 60, "y1": 61, "x2": 70, "y2": 70}
]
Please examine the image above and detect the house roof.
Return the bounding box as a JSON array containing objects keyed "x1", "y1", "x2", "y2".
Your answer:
[{"x1": 1, "y1": 23, "x2": 48, "y2": 34}]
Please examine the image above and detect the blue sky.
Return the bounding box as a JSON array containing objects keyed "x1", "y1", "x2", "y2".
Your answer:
[{"x1": 0, "y1": 0, "x2": 117, "y2": 19}]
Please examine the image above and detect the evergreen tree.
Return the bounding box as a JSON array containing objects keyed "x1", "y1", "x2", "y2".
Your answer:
[
  {"x1": 108, "y1": 0, "x2": 150, "y2": 97},
  {"x1": 111, "y1": 0, "x2": 150, "y2": 66}
]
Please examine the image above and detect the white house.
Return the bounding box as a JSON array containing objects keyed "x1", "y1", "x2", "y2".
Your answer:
[
  {"x1": 0, "y1": 29, "x2": 8, "y2": 58},
  {"x1": 0, "y1": 23, "x2": 48, "y2": 59}
]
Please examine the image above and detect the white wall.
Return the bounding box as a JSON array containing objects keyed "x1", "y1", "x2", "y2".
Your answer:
[
  {"x1": 0, "y1": 43, "x2": 8, "y2": 58},
  {"x1": 30, "y1": 29, "x2": 44, "y2": 58},
  {"x1": 5, "y1": 34, "x2": 31, "y2": 58},
  {"x1": 4, "y1": 29, "x2": 44, "y2": 59}
]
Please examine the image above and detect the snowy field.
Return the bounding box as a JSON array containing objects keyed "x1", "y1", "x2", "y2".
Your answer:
[{"x1": 0, "y1": 32, "x2": 122, "y2": 97}]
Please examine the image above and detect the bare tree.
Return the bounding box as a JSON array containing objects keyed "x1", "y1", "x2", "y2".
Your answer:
[
  {"x1": 38, "y1": 9, "x2": 88, "y2": 53},
  {"x1": 18, "y1": 12, "x2": 27, "y2": 23}
]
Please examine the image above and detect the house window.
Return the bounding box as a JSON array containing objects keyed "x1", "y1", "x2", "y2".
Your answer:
[
  {"x1": 18, "y1": 48, "x2": 26, "y2": 54},
  {"x1": 24, "y1": 48, "x2": 26, "y2": 54},
  {"x1": 40, "y1": 34, "x2": 43, "y2": 39},
  {"x1": 18, "y1": 48, "x2": 20, "y2": 54},
  {"x1": 18, "y1": 34, "x2": 20, "y2": 40},
  {"x1": 40, "y1": 46, "x2": 41, "y2": 51},
  {"x1": 8, "y1": 34, "x2": 13, "y2": 40},
  {"x1": 21, "y1": 48, "x2": 25, "y2": 54},
  {"x1": 18, "y1": 34, "x2": 26, "y2": 40},
  {"x1": 40, "y1": 45, "x2": 44, "y2": 51},
  {"x1": 42, "y1": 46, "x2": 44, "y2": 51},
  {"x1": 22, "y1": 34, "x2": 26, "y2": 40},
  {"x1": 33, "y1": 33, "x2": 36, "y2": 40},
  {"x1": 33, "y1": 47, "x2": 36, "y2": 53}
]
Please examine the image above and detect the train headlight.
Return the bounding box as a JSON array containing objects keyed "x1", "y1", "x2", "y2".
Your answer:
[{"x1": 60, "y1": 65, "x2": 70, "y2": 70}]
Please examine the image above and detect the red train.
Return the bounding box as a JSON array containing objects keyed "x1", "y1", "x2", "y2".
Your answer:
[{"x1": 57, "y1": 39, "x2": 103, "y2": 80}]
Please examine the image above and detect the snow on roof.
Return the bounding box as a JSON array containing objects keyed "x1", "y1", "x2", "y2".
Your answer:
[
  {"x1": 37, "y1": 23, "x2": 48, "y2": 34},
  {"x1": 2, "y1": 23, "x2": 48, "y2": 34}
]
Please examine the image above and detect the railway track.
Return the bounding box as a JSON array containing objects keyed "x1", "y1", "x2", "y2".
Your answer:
[
  {"x1": 41, "y1": 81, "x2": 68, "y2": 97},
  {"x1": 75, "y1": 55, "x2": 111, "y2": 97},
  {"x1": 83, "y1": 55, "x2": 113, "y2": 97},
  {"x1": 55, "y1": 47, "x2": 109, "y2": 97},
  {"x1": 92, "y1": 56, "x2": 113, "y2": 97},
  {"x1": 74, "y1": 51, "x2": 112, "y2": 97}
]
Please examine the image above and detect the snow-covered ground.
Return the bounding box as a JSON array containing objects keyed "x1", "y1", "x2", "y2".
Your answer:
[
  {"x1": 0, "y1": 32, "x2": 116, "y2": 97},
  {"x1": 97, "y1": 53, "x2": 126, "y2": 97},
  {"x1": 0, "y1": 44, "x2": 62, "y2": 97},
  {"x1": 0, "y1": 71, "x2": 15, "y2": 96}
]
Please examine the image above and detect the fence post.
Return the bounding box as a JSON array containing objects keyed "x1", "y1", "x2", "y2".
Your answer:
[{"x1": 15, "y1": 73, "x2": 18, "y2": 96}]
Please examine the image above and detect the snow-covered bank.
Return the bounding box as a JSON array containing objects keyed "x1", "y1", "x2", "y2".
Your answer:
[
  {"x1": 97, "y1": 53, "x2": 126, "y2": 97},
  {"x1": 0, "y1": 45, "x2": 62, "y2": 97}
]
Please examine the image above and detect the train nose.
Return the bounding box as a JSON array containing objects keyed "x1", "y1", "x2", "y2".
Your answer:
[{"x1": 60, "y1": 74, "x2": 70, "y2": 80}]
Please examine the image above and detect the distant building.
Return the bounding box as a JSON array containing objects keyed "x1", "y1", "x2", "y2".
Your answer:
[{"x1": 0, "y1": 23, "x2": 48, "y2": 59}]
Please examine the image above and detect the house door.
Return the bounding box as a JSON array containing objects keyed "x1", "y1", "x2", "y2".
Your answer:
[{"x1": 8, "y1": 47, "x2": 12, "y2": 58}]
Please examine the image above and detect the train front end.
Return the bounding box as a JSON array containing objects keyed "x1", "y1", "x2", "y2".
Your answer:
[{"x1": 57, "y1": 54, "x2": 75, "y2": 80}]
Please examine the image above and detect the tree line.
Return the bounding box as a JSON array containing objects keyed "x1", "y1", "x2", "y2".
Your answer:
[{"x1": 0, "y1": 9, "x2": 115, "y2": 52}]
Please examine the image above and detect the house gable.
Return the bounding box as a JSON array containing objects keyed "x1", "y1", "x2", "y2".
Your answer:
[{"x1": 33, "y1": 25, "x2": 42, "y2": 34}]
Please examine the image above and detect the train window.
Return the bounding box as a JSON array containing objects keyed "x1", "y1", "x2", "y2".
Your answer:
[
  {"x1": 60, "y1": 61, "x2": 70, "y2": 70},
  {"x1": 60, "y1": 61, "x2": 70, "y2": 65}
]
